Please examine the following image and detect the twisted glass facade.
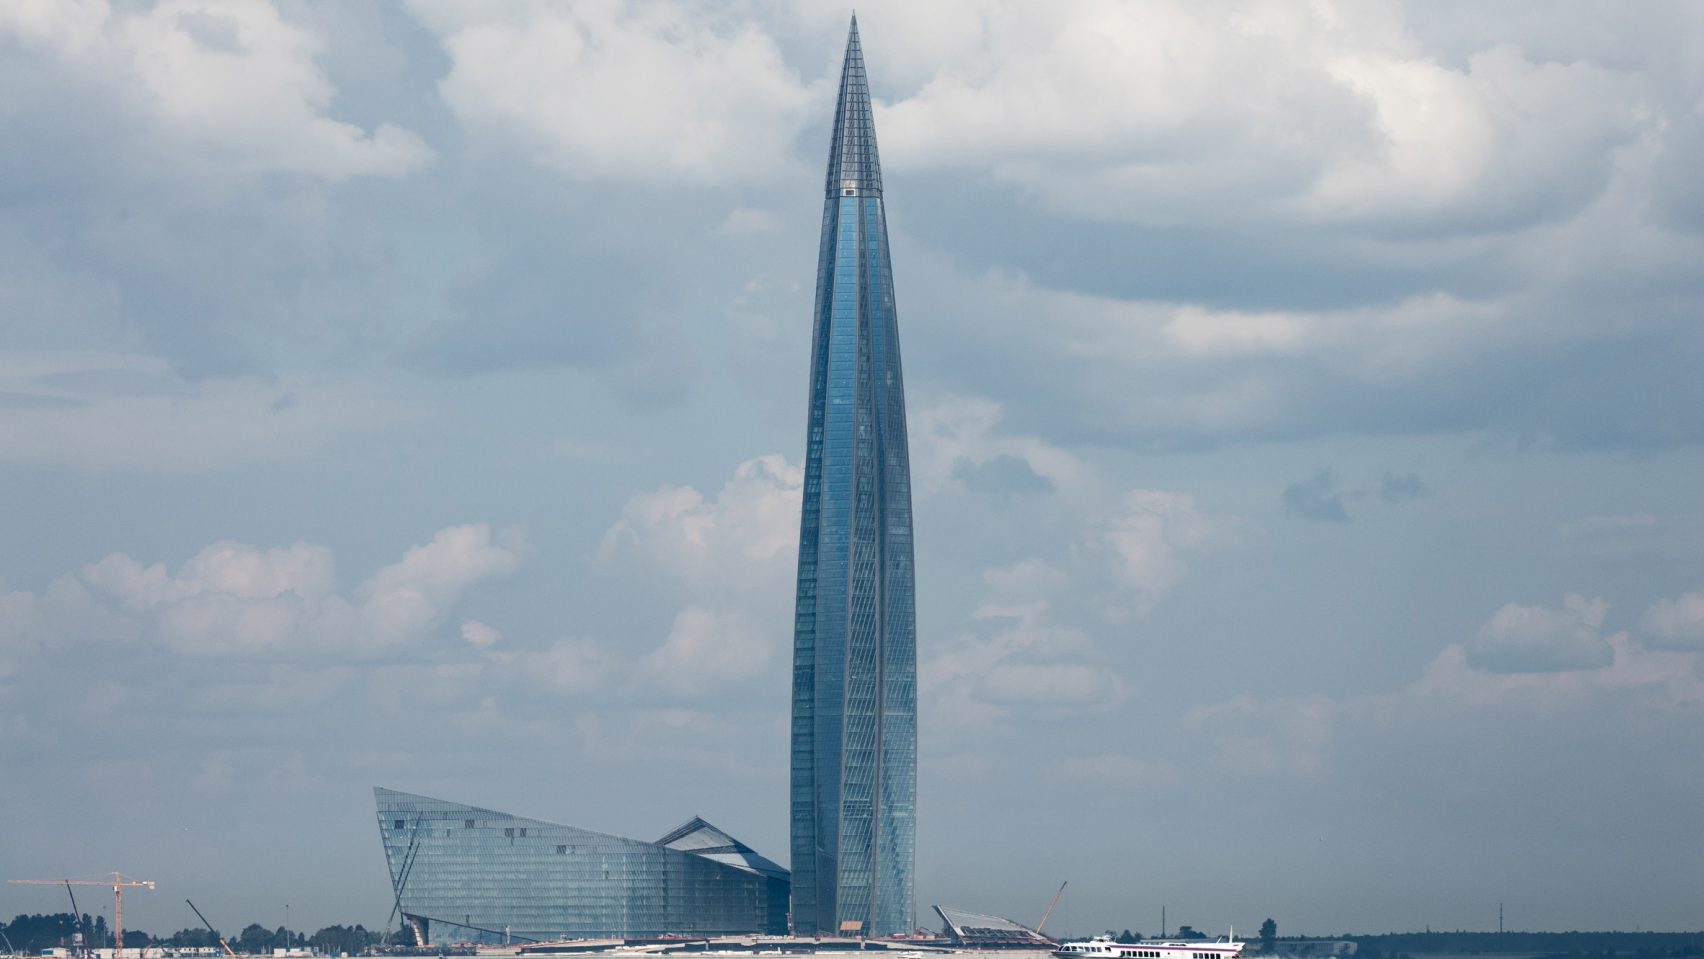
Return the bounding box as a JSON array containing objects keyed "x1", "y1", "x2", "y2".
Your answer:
[
  {"x1": 375, "y1": 788, "x2": 789, "y2": 943},
  {"x1": 789, "y1": 17, "x2": 917, "y2": 938}
]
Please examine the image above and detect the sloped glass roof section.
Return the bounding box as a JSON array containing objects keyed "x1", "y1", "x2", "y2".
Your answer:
[{"x1": 657, "y1": 816, "x2": 790, "y2": 881}]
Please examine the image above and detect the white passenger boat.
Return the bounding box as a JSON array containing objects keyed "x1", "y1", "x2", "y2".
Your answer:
[{"x1": 1053, "y1": 934, "x2": 1244, "y2": 959}]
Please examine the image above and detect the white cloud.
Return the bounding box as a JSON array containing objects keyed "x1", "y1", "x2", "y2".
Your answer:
[
  {"x1": 639, "y1": 606, "x2": 769, "y2": 692},
  {"x1": 84, "y1": 540, "x2": 335, "y2": 609},
  {"x1": 600, "y1": 453, "x2": 802, "y2": 591},
  {"x1": 1466, "y1": 593, "x2": 1614, "y2": 673},
  {"x1": 1095, "y1": 489, "x2": 1220, "y2": 616},
  {"x1": 1641, "y1": 591, "x2": 1704, "y2": 651},
  {"x1": 360, "y1": 525, "x2": 523, "y2": 645},
  {"x1": 0, "y1": 0, "x2": 109, "y2": 52},
  {"x1": 0, "y1": 524, "x2": 520, "y2": 660},
  {"x1": 1306, "y1": 44, "x2": 1641, "y2": 227},
  {"x1": 460, "y1": 620, "x2": 501, "y2": 649},
  {"x1": 2, "y1": 0, "x2": 430, "y2": 181},
  {"x1": 923, "y1": 560, "x2": 1123, "y2": 727},
  {"x1": 601, "y1": 455, "x2": 802, "y2": 695},
  {"x1": 515, "y1": 637, "x2": 609, "y2": 693},
  {"x1": 876, "y1": 1, "x2": 1645, "y2": 233},
  {"x1": 414, "y1": 0, "x2": 812, "y2": 183}
]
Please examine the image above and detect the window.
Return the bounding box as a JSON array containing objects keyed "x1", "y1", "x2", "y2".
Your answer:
[
  {"x1": 519, "y1": 827, "x2": 528, "y2": 837},
  {"x1": 465, "y1": 819, "x2": 475, "y2": 829},
  {"x1": 556, "y1": 845, "x2": 568, "y2": 854},
  {"x1": 393, "y1": 819, "x2": 404, "y2": 830},
  {"x1": 504, "y1": 827, "x2": 515, "y2": 838}
]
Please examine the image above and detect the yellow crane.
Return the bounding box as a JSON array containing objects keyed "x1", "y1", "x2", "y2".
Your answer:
[
  {"x1": 184, "y1": 901, "x2": 237, "y2": 959},
  {"x1": 9, "y1": 874, "x2": 156, "y2": 959},
  {"x1": 1036, "y1": 880, "x2": 1068, "y2": 937}
]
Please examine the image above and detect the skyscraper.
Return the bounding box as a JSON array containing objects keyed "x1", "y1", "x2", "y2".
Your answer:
[{"x1": 789, "y1": 17, "x2": 917, "y2": 939}]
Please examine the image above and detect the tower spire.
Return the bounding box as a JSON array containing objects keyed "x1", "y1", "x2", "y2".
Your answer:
[{"x1": 825, "y1": 15, "x2": 882, "y2": 198}]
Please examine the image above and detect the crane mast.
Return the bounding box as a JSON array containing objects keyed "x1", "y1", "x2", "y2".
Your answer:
[
  {"x1": 184, "y1": 900, "x2": 237, "y2": 958},
  {"x1": 64, "y1": 882, "x2": 89, "y2": 959},
  {"x1": 1036, "y1": 880, "x2": 1069, "y2": 937}
]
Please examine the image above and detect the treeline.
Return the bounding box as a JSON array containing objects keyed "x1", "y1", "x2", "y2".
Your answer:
[
  {"x1": 1, "y1": 914, "x2": 406, "y2": 956},
  {"x1": 1351, "y1": 932, "x2": 1704, "y2": 956}
]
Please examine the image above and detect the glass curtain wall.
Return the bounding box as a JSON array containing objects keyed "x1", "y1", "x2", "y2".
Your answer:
[
  {"x1": 375, "y1": 788, "x2": 789, "y2": 943},
  {"x1": 789, "y1": 16, "x2": 918, "y2": 939}
]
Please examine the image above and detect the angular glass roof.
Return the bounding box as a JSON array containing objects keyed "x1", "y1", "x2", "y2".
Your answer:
[{"x1": 657, "y1": 816, "x2": 790, "y2": 881}]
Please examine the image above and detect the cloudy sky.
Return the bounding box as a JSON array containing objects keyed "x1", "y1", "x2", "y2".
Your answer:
[{"x1": 4, "y1": 0, "x2": 1704, "y2": 940}]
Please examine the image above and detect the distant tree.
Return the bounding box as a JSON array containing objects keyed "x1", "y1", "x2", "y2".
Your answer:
[
  {"x1": 310, "y1": 924, "x2": 382, "y2": 956},
  {"x1": 237, "y1": 923, "x2": 274, "y2": 955},
  {"x1": 165, "y1": 927, "x2": 217, "y2": 948},
  {"x1": 1118, "y1": 931, "x2": 1140, "y2": 944},
  {"x1": 2, "y1": 913, "x2": 93, "y2": 953},
  {"x1": 1179, "y1": 927, "x2": 1203, "y2": 941},
  {"x1": 1262, "y1": 919, "x2": 1278, "y2": 954}
]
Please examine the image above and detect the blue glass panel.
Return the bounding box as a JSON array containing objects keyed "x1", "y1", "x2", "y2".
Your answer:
[
  {"x1": 374, "y1": 789, "x2": 788, "y2": 942},
  {"x1": 789, "y1": 17, "x2": 916, "y2": 938}
]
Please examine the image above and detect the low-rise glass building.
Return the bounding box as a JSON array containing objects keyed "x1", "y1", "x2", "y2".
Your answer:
[{"x1": 375, "y1": 787, "x2": 789, "y2": 944}]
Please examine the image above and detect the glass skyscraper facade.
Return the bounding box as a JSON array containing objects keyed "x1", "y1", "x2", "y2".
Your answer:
[
  {"x1": 788, "y1": 17, "x2": 917, "y2": 938},
  {"x1": 375, "y1": 788, "x2": 789, "y2": 943}
]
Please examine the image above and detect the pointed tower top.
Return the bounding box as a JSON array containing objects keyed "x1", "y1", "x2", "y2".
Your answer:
[{"x1": 825, "y1": 14, "x2": 882, "y2": 199}]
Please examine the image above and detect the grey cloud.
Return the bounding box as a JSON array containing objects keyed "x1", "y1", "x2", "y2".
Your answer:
[
  {"x1": 905, "y1": 252, "x2": 1704, "y2": 452},
  {"x1": 1282, "y1": 470, "x2": 1351, "y2": 523},
  {"x1": 0, "y1": 355, "x2": 412, "y2": 471},
  {"x1": 0, "y1": 1, "x2": 437, "y2": 379},
  {"x1": 949, "y1": 453, "x2": 1052, "y2": 497},
  {"x1": 1379, "y1": 471, "x2": 1428, "y2": 503},
  {"x1": 0, "y1": 391, "x2": 83, "y2": 410},
  {"x1": 879, "y1": 4, "x2": 1649, "y2": 240}
]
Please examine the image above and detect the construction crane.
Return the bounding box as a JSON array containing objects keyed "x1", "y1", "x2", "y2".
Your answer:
[
  {"x1": 184, "y1": 901, "x2": 237, "y2": 958},
  {"x1": 1036, "y1": 880, "x2": 1068, "y2": 937},
  {"x1": 9, "y1": 874, "x2": 155, "y2": 959},
  {"x1": 64, "y1": 882, "x2": 91, "y2": 959}
]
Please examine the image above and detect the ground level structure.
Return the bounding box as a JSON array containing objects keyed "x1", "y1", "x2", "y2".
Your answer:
[
  {"x1": 375, "y1": 787, "x2": 789, "y2": 944},
  {"x1": 932, "y1": 906, "x2": 1056, "y2": 949}
]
